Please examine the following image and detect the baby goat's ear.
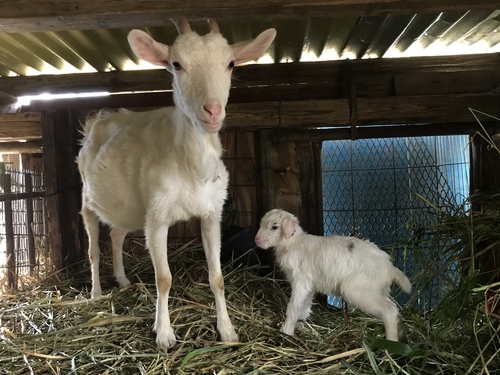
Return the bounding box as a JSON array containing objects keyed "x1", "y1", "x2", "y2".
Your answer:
[{"x1": 282, "y1": 217, "x2": 298, "y2": 239}]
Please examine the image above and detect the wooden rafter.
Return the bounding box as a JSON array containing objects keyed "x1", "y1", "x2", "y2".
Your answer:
[
  {"x1": 3, "y1": 53, "x2": 499, "y2": 98},
  {"x1": 0, "y1": 0, "x2": 499, "y2": 33}
]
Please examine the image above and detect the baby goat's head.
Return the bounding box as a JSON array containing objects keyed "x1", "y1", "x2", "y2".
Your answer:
[
  {"x1": 254, "y1": 209, "x2": 301, "y2": 249},
  {"x1": 127, "y1": 17, "x2": 276, "y2": 134}
]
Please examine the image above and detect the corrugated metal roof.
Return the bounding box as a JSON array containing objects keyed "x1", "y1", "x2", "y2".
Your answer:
[{"x1": 0, "y1": 10, "x2": 499, "y2": 78}]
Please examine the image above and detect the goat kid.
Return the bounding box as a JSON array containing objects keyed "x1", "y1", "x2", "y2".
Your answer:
[
  {"x1": 254, "y1": 209, "x2": 412, "y2": 342},
  {"x1": 77, "y1": 17, "x2": 276, "y2": 350}
]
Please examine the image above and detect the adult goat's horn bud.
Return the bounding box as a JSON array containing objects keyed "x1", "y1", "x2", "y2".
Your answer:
[
  {"x1": 170, "y1": 16, "x2": 192, "y2": 34},
  {"x1": 208, "y1": 18, "x2": 220, "y2": 34}
]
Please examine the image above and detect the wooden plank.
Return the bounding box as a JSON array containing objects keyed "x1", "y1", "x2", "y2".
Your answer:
[
  {"x1": 0, "y1": 141, "x2": 43, "y2": 154},
  {"x1": 0, "y1": 113, "x2": 41, "y2": 122},
  {"x1": 2, "y1": 174, "x2": 16, "y2": 288},
  {"x1": 7, "y1": 53, "x2": 500, "y2": 97},
  {"x1": 41, "y1": 109, "x2": 84, "y2": 271},
  {"x1": 395, "y1": 70, "x2": 494, "y2": 96},
  {"x1": 0, "y1": 113, "x2": 41, "y2": 141},
  {"x1": 276, "y1": 122, "x2": 500, "y2": 143},
  {"x1": 225, "y1": 93, "x2": 500, "y2": 129},
  {"x1": 0, "y1": 0, "x2": 498, "y2": 33},
  {"x1": 24, "y1": 172, "x2": 37, "y2": 273},
  {"x1": 295, "y1": 142, "x2": 317, "y2": 234},
  {"x1": 0, "y1": 91, "x2": 17, "y2": 114},
  {"x1": 0, "y1": 191, "x2": 45, "y2": 202},
  {"x1": 258, "y1": 130, "x2": 275, "y2": 217},
  {"x1": 26, "y1": 92, "x2": 500, "y2": 132}
]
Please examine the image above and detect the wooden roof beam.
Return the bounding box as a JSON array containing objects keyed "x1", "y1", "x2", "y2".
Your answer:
[
  {"x1": 5, "y1": 53, "x2": 500, "y2": 98},
  {"x1": 1, "y1": 0, "x2": 499, "y2": 33}
]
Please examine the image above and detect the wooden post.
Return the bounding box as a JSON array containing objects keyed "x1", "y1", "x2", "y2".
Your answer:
[
  {"x1": 41, "y1": 109, "x2": 83, "y2": 271},
  {"x1": 2, "y1": 174, "x2": 16, "y2": 288},
  {"x1": 258, "y1": 130, "x2": 275, "y2": 218},
  {"x1": 24, "y1": 172, "x2": 36, "y2": 273},
  {"x1": 312, "y1": 141, "x2": 324, "y2": 236}
]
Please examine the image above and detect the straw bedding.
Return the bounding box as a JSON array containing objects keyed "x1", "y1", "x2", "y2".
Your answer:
[{"x1": 0, "y1": 237, "x2": 498, "y2": 374}]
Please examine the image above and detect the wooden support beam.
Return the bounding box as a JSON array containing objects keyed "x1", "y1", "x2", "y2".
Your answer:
[
  {"x1": 0, "y1": 91, "x2": 18, "y2": 114},
  {"x1": 0, "y1": 191, "x2": 45, "y2": 202},
  {"x1": 0, "y1": 0, "x2": 498, "y2": 33},
  {"x1": 7, "y1": 53, "x2": 500, "y2": 98},
  {"x1": 41, "y1": 109, "x2": 84, "y2": 271},
  {"x1": 24, "y1": 172, "x2": 37, "y2": 274},
  {"x1": 2, "y1": 174, "x2": 16, "y2": 288},
  {"x1": 0, "y1": 113, "x2": 41, "y2": 141},
  {"x1": 276, "y1": 122, "x2": 500, "y2": 143},
  {"x1": 0, "y1": 141, "x2": 43, "y2": 154},
  {"x1": 27, "y1": 92, "x2": 500, "y2": 131},
  {"x1": 225, "y1": 93, "x2": 500, "y2": 130}
]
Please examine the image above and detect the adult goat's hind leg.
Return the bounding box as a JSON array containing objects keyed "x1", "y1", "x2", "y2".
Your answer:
[
  {"x1": 110, "y1": 227, "x2": 131, "y2": 288},
  {"x1": 145, "y1": 221, "x2": 176, "y2": 350},
  {"x1": 201, "y1": 216, "x2": 238, "y2": 343},
  {"x1": 81, "y1": 203, "x2": 102, "y2": 298}
]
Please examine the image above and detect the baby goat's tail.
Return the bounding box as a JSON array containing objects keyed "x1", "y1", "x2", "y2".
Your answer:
[{"x1": 392, "y1": 267, "x2": 412, "y2": 294}]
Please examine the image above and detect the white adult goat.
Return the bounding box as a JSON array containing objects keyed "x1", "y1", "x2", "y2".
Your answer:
[
  {"x1": 254, "y1": 209, "x2": 412, "y2": 342},
  {"x1": 77, "y1": 17, "x2": 276, "y2": 350}
]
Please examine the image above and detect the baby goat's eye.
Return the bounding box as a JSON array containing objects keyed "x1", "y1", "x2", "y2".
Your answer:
[
  {"x1": 271, "y1": 225, "x2": 278, "y2": 231},
  {"x1": 172, "y1": 61, "x2": 182, "y2": 70},
  {"x1": 228, "y1": 60, "x2": 235, "y2": 69}
]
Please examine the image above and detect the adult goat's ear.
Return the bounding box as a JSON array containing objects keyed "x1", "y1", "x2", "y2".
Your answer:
[
  {"x1": 128, "y1": 29, "x2": 171, "y2": 69},
  {"x1": 282, "y1": 217, "x2": 298, "y2": 239},
  {"x1": 232, "y1": 28, "x2": 277, "y2": 65}
]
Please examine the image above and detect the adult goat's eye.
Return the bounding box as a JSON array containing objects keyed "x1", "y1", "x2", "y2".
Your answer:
[
  {"x1": 271, "y1": 225, "x2": 278, "y2": 231},
  {"x1": 172, "y1": 61, "x2": 182, "y2": 70},
  {"x1": 228, "y1": 60, "x2": 235, "y2": 69}
]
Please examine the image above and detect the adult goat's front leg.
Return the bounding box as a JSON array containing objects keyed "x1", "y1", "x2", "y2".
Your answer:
[
  {"x1": 145, "y1": 222, "x2": 176, "y2": 350},
  {"x1": 201, "y1": 216, "x2": 238, "y2": 343}
]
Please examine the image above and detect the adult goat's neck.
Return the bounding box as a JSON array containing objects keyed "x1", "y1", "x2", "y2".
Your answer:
[{"x1": 173, "y1": 106, "x2": 224, "y2": 183}]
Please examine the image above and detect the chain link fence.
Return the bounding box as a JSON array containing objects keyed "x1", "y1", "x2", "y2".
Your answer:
[{"x1": 322, "y1": 135, "x2": 470, "y2": 312}]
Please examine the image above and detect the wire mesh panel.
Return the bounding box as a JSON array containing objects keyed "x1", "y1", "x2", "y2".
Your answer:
[
  {"x1": 322, "y1": 135, "x2": 470, "y2": 311},
  {"x1": 0, "y1": 167, "x2": 47, "y2": 292}
]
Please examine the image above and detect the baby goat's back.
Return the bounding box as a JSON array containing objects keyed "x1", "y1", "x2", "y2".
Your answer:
[{"x1": 276, "y1": 233, "x2": 395, "y2": 297}]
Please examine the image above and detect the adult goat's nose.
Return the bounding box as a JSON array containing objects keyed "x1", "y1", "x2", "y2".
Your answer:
[{"x1": 203, "y1": 101, "x2": 222, "y2": 120}]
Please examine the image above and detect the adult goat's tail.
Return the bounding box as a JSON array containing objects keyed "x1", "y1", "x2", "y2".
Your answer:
[{"x1": 392, "y1": 267, "x2": 412, "y2": 294}]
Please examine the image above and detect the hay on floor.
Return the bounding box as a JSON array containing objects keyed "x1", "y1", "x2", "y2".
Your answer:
[{"x1": 0, "y1": 239, "x2": 498, "y2": 375}]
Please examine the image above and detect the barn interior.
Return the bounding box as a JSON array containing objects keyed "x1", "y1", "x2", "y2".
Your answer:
[{"x1": 0, "y1": 1, "x2": 499, "y2": 373}]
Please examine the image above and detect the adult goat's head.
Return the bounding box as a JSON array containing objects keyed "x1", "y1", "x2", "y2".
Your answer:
[{"x1": 128, "y1": 17, "x2": 276, "y2": 133}]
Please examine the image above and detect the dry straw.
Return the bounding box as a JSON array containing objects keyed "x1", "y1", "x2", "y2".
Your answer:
[{"x1": 1, "y1": 231, "x2": 498, "y2": 375}]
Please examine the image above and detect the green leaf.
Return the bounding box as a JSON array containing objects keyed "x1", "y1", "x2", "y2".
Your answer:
[
  {"x1": 180, "y1": 344, "x2": 235, "y2": 366},
  {"x1": 363, "y1": 342, "x2": 381, "y2": 375},
  {"x1": 371, "y1": 338, "x2": 425, "y2": 357}
]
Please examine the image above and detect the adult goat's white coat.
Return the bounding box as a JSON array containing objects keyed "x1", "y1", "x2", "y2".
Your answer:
[
  {"x1": 77, "y1": 17, "x2": 276, "y2": 350},
  {"x1": 255, "y1": 209, "x2": 412, "y2": 342}
]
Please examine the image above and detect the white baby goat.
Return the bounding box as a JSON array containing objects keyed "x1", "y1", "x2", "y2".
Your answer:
[
  {"x1": 254, "y1": 209, "x2": 412, "y2": 342},
  {"x1": 77, "y1": 17, "x2": 276, "y2": 350}
]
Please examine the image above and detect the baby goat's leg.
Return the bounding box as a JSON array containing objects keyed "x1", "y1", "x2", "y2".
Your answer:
[
  {"x1": 350, "y1": 291, "x2": 403, "y2": 341},
  {"x1": 201, "y1": 216, "x2": 238, "y2": 343},
  {"x1": 282, "y1": 284, "x2": 313, "y2": 336},
  {"x1": 81, "y1": 204, "x2": 102, "y2": 298},
  {"x1": 110, "y1": 227, "x2": 131, "y2": 288},
  {"x1": 298, "y1": 291, "x2": 315, "y2": 320},
  {"x1": 145, "y1": 222, "x2": 176, "y2": 350}
]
